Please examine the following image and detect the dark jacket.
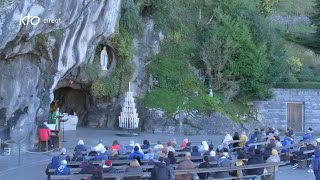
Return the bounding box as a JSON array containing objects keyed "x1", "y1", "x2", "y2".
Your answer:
[
  {"x1": 74, "y1": 144, "x2": 87, "y2": 152},
  {"x1": 124, "y1": 167, "x2": 142, "y2": 180},
  {"x1": 197, "y1": 162, "x2": 211, "y2": 179},
  {"x1": 191, "y1": 146, "x2": 201, "y2": 156},
  {"x1": 141, "y1": 144, "x2": 150, "y2": 150},
  {"x1": 103, "y1": 166, "x2": 117, "y2": 173},
  {"x1": 94, "y1": 154, "x2": 108, "y2": 161},
  {"x1": 80, "y1": 163, "x2": 103, "y2": 180},
  {"x1": 247, "y1": 155, "x2": 264, "y2": 175},
  {"x1": 263, "y1": 143, "x2": 275, "y2": 159},
  {"x1": 151, "y1": 162, "x2": 169, "y2": 180},
  {"x1": 233, "y1": 136, "x2": 240, "y2": 147},
  {"x1": 45, "y1": 156, "x2": 59, "y2": 176},
  {"x1": 58, "y1": 154, "x2": 71, "y2": 165},
  {"x1": 167, "y1": 165, "x2": 175, "y2": 180},
  {"x1": 128, "y1": 151, "x2": 144, "y2": 160},
  {"x1": 294, "y1": 146, "x2": 308, "y2": 160},
  {"x1": 213, "y1": 157, "x2": 232, "y2": 178},
  {"x1": 72, "y1": 155, "x2": 83, "y2": 161}
]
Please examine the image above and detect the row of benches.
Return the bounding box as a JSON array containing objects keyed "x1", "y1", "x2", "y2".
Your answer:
[
  {"x1": 49, "y1": 162, "x2": 283, "y2": 180},
  {"x1": 66, "y1": 156, "x2": 206, "y2": 166}
]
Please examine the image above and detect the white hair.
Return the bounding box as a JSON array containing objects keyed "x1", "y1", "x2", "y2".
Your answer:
[
  {"x1": 134, "y1": 143, "x2": 141, "y2": 149},
  {"x1": 129, "y1": 140, "x2": 135, "y2": 146},
  {"x1": 61, "y1": 148, "x2": 66, "y2": 154},
  {"x1": 100, "y1": 147, "x2": 106, "y2": 154},
  {"x1": 61, "y1": 160, "x2": 67, "y2": 165},
  {"x1": 78, "y1": 140, "x2": 84, "y2": 145},
  {"x1": 202, "y1": 141, "x2": 209, "y2": 151},
  {"x1": 94, "y1": 146, "x2": 101, "y2": 152}
]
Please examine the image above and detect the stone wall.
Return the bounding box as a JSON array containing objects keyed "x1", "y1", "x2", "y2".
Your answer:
[{"x1": 254, "y1": 88, "x2": 320, "y2": 132}]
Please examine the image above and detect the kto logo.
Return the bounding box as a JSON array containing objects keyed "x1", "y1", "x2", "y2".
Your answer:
[{"x1": 19, "y1": 14, "x2": 40, "y2": 26}]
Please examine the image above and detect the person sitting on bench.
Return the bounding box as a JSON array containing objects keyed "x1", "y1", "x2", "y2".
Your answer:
[
  {"x1": 54, "y1": 160, "x2": 71, "y2": 175},
  {"x1": 176, "y1": 152, "x2": 194, "y2": 180},
  {"x1": 247, "y1": 149, "x2": 264, "y2": 179},
  {"x1": 125, "y1": 159, "x2": 142, "y2": 180},
  {"x1": 291, "y1": 142, "x2": 308, "y2": 169},
  {"x1": 129, "y1": 146, "x2": 144, "y2": 160},
  {"x1": 213, "y1": 149, "x2": 232, "y2": 178},
  {"x1": 58, "y1": 148, "x2": 71, "y2": 164},
  {"x1": 74, "y1": 139, "x2": 87, "y2": 152},
  {"x1": 72, "y1": 149, "x2": 84, "y2": 161},
  {"x1": 80, "y1": 158, "x2": 103, "y2": 180},
  {"x1": 197, "y1": 156, "x2": 211, "y2": 179},
  {"x1": 302, "y1": 128, "x2": 313, "y2": 141},
  {"x1": 103, "y1": 160, "x2": 117, "y2": 173}
]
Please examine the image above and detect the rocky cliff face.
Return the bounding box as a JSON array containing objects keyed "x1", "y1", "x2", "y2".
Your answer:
[
  {"x1": 0, "y1": 0, "x2": 262, "y2": 152},
  {"x1": 0, "y1": 0, "x2": 121, "y2": 149}
]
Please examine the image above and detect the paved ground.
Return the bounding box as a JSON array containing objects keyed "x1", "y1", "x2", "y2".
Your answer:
[{"x1": 0, "y1": 128, "x2": 316, "y2": 180}]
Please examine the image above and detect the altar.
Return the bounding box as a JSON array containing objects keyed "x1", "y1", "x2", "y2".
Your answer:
[{"x1": 46, "y1": 114, "x2": 78, "y2": 149}]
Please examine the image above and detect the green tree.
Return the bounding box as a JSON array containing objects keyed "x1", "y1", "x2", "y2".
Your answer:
[{"x1": 311, "y1": 0, "x2": 320, "y2": 43}]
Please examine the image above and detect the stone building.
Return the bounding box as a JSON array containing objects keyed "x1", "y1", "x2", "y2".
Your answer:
[{"x1": 254, "y1": 88, "x2": 320, "y2": 132}]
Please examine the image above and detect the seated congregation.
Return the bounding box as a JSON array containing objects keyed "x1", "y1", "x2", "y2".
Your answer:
[{"x1": 45, "y1": 127, "x2": 320, "y2": 180}]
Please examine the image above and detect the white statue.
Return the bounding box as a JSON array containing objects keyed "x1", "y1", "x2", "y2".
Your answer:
[
  {"x1": 55, "y1": 108, "x2": 61, "y2": 130},
  {"x1": 208, "y1": 89, "x2": 213, "y2": 97},
  {"x1": 100, "y1": 46, "x2": 108, "y2": 71}
]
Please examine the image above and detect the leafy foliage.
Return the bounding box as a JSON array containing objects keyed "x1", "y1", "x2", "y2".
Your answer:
[
  {"x1": 81, "y1": 59, "x2": 101, "y2": 81},
  {"x1": 259, "y1": 0, "x2": 279, "y2": 16},
  {"x1": 287, "y1": 56, "x2": 303, "y2": 72},
  {"x1": 89, "y1": 0, "x2": 139, "y2": 99},
  {"x1": 142, "y1": 0, "x2": 293, "y2": 117}
]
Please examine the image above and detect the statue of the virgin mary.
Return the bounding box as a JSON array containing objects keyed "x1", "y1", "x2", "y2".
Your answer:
[{"x1": 100, "y1": 46, "x2": 108, "y2": 71}]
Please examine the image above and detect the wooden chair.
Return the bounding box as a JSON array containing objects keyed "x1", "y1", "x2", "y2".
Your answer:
[{"x1": 38, "y1": 140, "x2": 48, "y2": 152}]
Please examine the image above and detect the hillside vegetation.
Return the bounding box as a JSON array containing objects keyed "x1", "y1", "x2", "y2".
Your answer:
[{"x1": 89, "y1": 0, "x2": 319, "y2": 119}]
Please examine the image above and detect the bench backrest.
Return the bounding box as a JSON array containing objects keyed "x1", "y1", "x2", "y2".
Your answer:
[{"x1": 50, "y1": 174, "x2": 92, "y2": 180}]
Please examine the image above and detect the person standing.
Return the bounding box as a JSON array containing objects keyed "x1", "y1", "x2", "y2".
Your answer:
[
  {"x1": 38, "y1": 121, "x2": 51, "y2": 151},
  {"x1": 312, "y1": 138, "x2": 320, "y2": 180}
]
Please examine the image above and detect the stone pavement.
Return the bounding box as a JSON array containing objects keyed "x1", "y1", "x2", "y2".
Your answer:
[{"x1": 0, "y1": 128, "x2": 316, "y2": 180}]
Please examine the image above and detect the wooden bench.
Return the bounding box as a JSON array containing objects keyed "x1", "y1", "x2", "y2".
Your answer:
[
  {"x1": 248, "y1": 141, "x2": 268, "y2": 149},
  {"x1": 174, "y1": 162, "x2": 283, "y2": 180},
  {"x1": 50, "y1": 174, "x2": 92, "y2": 179},
  {"x1": 49, "y1": 162, "x2": 281, "y2": 180},
  {"x1": 66, "y1": 156, "x2": 205, "y2": 167},
  {"x1": 291, "y1": 149, "x2": 315, "y2": 169}
]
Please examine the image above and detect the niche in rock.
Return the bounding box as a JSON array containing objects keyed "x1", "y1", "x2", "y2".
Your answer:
[
  {"x1": 53, "y1": 88, "x2": 91, "y2": 126},
  {"x1": 140, "y1": 2, "x2": 155, "y2": 17}
]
